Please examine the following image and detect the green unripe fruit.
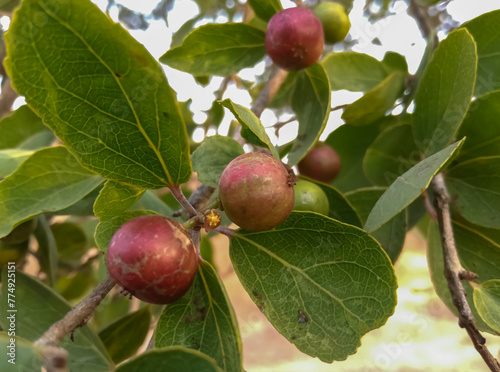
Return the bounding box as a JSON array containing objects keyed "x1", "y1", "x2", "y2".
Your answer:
[
  {"x1": 293, "y1": 180, "x2": 329, "y2": 215},
  {"x1": 313, "y1": 2, "x2": 351, "y2": 44}
]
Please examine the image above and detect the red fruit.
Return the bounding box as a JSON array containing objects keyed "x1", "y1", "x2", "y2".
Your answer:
[
  {"x1": 265, "y1": 7, "x2": 324, "y2": 71},
  {"x1": 298, "y1": 143, "x2": 341, "y2": 183},
  {"x1": 106, "y1": 215, "x2": 197, "y2": 304},
  {"x1": 219, "y1": 152, "x2": 295, "y2": 232}
]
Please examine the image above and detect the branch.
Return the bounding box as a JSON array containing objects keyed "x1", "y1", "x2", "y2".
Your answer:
[
  {"x1": 173, "y1": 185, "x2": 215, "y2": 217},
  {"x1": 35, "y1": 275, "x2": 116, "y2": 372},
  {"x1": 432, "y1": 173, "x2": 500, "y2": 372},
  {"x1": 251, "y1": 65, "x2": 289, "y2": 118},
  {"x1": 168, "y1": 185, "x2": 198, "y2": 218}
]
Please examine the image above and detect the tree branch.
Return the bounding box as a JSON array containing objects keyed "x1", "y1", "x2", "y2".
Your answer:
[
  {"x1": 432, "y1": 173, "x2": 500, "y2": 372},
  {"x1": 168, "y1": 185, "x2": 198, "y2": 218},
  {"x1": 35, "y1": 275, "x2": 116, "y2": 372},
  {"x1": 172, "y1": 185, "x2": 215, "y2": 217},
  {"x1": 251, "y1": 65, "x2": 289, "y2": 119}
]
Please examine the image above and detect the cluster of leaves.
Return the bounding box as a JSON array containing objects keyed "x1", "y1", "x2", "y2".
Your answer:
[{"x1": 0, "y1": 0, "x2": 499, "y2": 371}]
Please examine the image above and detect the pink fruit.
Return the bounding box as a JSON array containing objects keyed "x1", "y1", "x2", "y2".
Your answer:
[
  {"x1": 106, "y1": 215, "x2": 197, "y2": 304},
  {"x1": 219, "y1": 152, "x2": 295, "y2": 232},
  {"x1": 298, "y1": 143, "x2": 341, "y2": 183},
  {"x1": 265, "y1": 7, "x2": 324, "y2": 71}
]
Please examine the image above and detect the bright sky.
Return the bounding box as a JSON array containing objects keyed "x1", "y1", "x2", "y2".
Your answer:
[{"x1": 9, "y1": 0, "x2": 500, "y2": 145}]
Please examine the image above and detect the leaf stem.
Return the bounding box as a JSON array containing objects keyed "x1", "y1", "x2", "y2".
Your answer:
[
  {"x1": 432, "y1": 173, "x2": 500, "y2": 372},
  {"x1": 35, "y1": 275, "x2": 116, "y2": 372}
]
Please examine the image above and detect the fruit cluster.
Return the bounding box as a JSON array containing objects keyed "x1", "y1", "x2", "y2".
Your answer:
[{"x1": 107, "y1": 3, "x2": 349, "y2": 304}]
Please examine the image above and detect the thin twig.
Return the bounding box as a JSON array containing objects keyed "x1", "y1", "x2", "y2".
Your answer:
[
  {"x1": 168, "y1": 185, "x2": 198, "y2": 218},
  {"x1": 432, "y1": 173, "x2": 500, "y2": 372},
  {"x1": 272, "y1": 104, "x2": 348, "y2": 134},
  {"x1": 251, "y1": 65, "x2": 289, "y2": 119},
  {"x1": 35, "y1": 275, "x2": 116, "y2": 371},
  {"x1": 172, "y1": 185, "x2": 215, "y2": 217},
  {"x1": 214, "y1": 226, "x2": 237, "y2": 237}
]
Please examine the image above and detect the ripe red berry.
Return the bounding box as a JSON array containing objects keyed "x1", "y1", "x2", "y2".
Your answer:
[
  {"x1": 265, "y1": 7, "x2": 324, "y2": 71},
  {"x1": 219, "y1": 152, "x2": 295, "y2": 232},
  {"x1": 106, "y1": 215, "x2": 198, "y2": 304},
  {"x1": 298, "y1": 143, "x2": 341, "y2": 183}
]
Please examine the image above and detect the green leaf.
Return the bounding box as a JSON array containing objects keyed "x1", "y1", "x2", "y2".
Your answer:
[
  {"x1": 52, "y1": 222, "x2": 88, "y2": 265},
  {"x1": 0, "y1": 270, "x2": 112, "y2": 370},
  {"x1": 363, "y1": 123, "x2": 419, "y2": 186},
  {"x1": 5, "y1": 0, "x2": 191, "y2": 188},
  {"x1": 473, "y1": 280, "x2": 500, "y2": 333},
  {"x1": 322, "y1": 52, "x2": 390, "y2": 92},
  {"x1": 17, "y1": 130, "x2": 55, "y2": 151},
  {"x1": 94, "y1": 180, "x2": 146, "y2": 221},
  {"x1": 346, "y1": 187, "x2": 406, "y2": 263},
  {"x1": 325, "y1": 119, "x2": 389, "y2": 192},
  {"x1": 463, "y1": 10, "x2": 500, "y2": 96},
  {"x1": 160, "y1": 23, "x2": 266, "y2": 76},
  {"x1": 447, "y1": 156, "x2": 500, "y2": 229},
  {"x1": 365, "y1": 139, "x2": 464, "y2": 233},
  {"x1": 131, "y1": 190, "x2": 175, "y2": 217},
  {"x1": 426, "y1": 220, "x2": 499, "y2": 334},
  {"x1": 288, "y1": 63, "x2": 331, "y2": 166},
  {"x1": 451, "y1": 218, "x2": 500, "y2": 282},
  {"x1": 381, "y1": 51, "x2": 408, "y2": 74},
  {"x1": 34, "y1": 215, "x2": 58, "y2": 286},
  {"x1": 456, "y1": 91, "x2": 500, "y2": 161},
  {"x1": 171, "y1": 16, "x2": 202, "y2": 48},
  {"x1": 0, "y1": 105, "x2": 46, "y2": 150},
  {"x1": 299, "y1": 176, "x2": 362, "y2": 227},
  {"x1": 248, "y1": 0, "x2": 282, "y2": 21},
  {"x1": 0, "y1": 147, "x2": 103, "y2": 238},
  {"x1": 0, "y1": 333, "x2": 43, "y2": 372},
  {"x1": 230, "y1": 212, "x2": 397, "y2": 362},
  {"x1": 95, "y1": 210, "x2": 158, "y2": 252},
  {"x1": 99, "y1": 306, "x2": 151, "y2": 364},
  {"x1": 51, "y1": 184, "x2": 103, "y2": 216},
  {"x1": 56, "y1": 269, "x2": 95, "y2": 302},
  {"x1": 0, "y1": 149, "x2": 33, "y2": 178},
  {"x1": 413, "y1": 29, "x2": 477, "y2": 156},
  {"x1": 155, "y1": 261, "x2": 242, "y2": 371},
  {"x1": 115, "y1": 347, "x2": 223, "y2": 372},
  {"x1": 220, "y1": 99, "x2": 278, "y2": 158},
  {"x1": 341, "y1": 71, "x2": 406, "y2": 126},
  {"x1": 191, "y1": 135, "x2": 244, "y2": 188}
]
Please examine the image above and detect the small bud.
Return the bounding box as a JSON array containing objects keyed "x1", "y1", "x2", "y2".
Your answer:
[{"x1": 204, "y1": 210, "x2": 221, "y2": 232}]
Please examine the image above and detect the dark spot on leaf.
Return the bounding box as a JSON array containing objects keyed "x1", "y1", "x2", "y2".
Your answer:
[
  {"x1": 163, "y1": 112, "x2": 169, "y2": 119},
  {"x1": 182, "y1": 306, "x2": 207, "y2": 323},
  {"x1": 252, "y1": 290, "x2": 264, "y2": 311},
  {"x1": 189, "y1": 337, "x2": 200, "y2": 349},
  {"x1": 114, "y1": 72, "x2": 121, "y2": 78},
  {"x1": 297, "y1": 310, "x2": 308, "y2": 324},
  {"x1": 291, "y1": 335, "x2": 296, "y2": 340}
]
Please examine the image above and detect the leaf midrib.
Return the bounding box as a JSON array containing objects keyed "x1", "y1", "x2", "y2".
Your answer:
[{"x1": 38, "y1": 2, "x2": 173, "y2": 185}]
